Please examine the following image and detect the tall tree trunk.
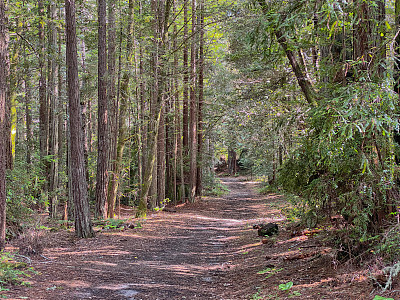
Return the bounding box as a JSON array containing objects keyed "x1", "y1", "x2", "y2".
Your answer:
[
  {"x1": 0, "y1": 0, "x2": 8, "y2": 250},
  {"x1": 48, "y1": 0, "x2": 59, "y2": 218},
  {"x1": 65, "y1": 0, "x2": 94, "y2": 238},
  {"x1": 7, "y1": 16, "x2": 21, "y2": 171},
  {"x1": 189, "y1": 0, "x2": 197, "y2": 202},
  {"x1": 138, "y1": 0, "x2": 145, "y2": 201},
  {"x1": 106, "y1": 0, "x2": 134, "y2": 218},
  {"x1": 395, "y1": 0, "x2": 400, "y2": 95},
  {"x1": 173, "y1": 0, "x2": 185, "y2": 203},
  {"x1": 137, "y1": 0, "x2": 172, "y2": 216},
  {"x1": 148, "y1": 0, "x2": 159, "y2": 210},
  {"x1": 106, "y1": 0, "x2": 118, "y2": 216},
  {"x1": 38, "y1": 0, "x2": 49, "y2": 184},
  {"x1": 95, "y1": 0, "x2": 109, "y2": 218},
  {"x1": 196, "y1": 0, "x2": 204, "y2": 197},
  {"x1": 58, "y1": 19, "x2": 67, "y2": 220},
  {"x1": 182, "y1": 0, "x2": 189, "y2": 199}
]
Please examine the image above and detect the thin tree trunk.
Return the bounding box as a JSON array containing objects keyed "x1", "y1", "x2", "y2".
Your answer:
[
  {"x1": 24, "y1": 62, "x2": 32, "y2": 166},
  {"x1": 23, "y1": 10, "x2": 31, "y2": 167},
  {"x1": 189, "y1": 0, "x2": 197, "y2": 202},
  {"x1": 148, "y1": 0, "x2": 159, "y2": 210},
  {"x1": 173, "y1": 0, "x2": 184, "y2": 203},
  {"x1": 65, "y1": 0, "x2": 94, "y2": 238},
  {"x1": 7, "y1": 16, "x2": 21, "y2": 171},
  {"x1": 106, "y1": 0, "x2": 134, "y2": 218},
  {"x1": 106, "y1": 0, "x2": 118, "y2": 216},
  {"x1": 138, "y1": 0, "x2": 172, "y2": 215},
  {"x1": 196, "y1": 0, "x2": 204, "y2": 197},
  {"x1": 0, "y1": 0, "x2": 8, "y2": 250},
  {"x1": 95, "y1": 0, "x2": 109, "y2": 218},
  {"x1": 138, "y1": 0, "x2": 146, "y2": 199},
  {"x1": 138, "y1": 1, "x2": 145, "y2": 200},
  {"x1": 58, "y1": 25, "x2": 66, "y2": 221},
  {"x1": 157, "y1": 103, "x2": 166, "y2": 206},
  {"x1": 38, "y1": 0, "x2": 49, "y2": 183},
  {"x1": 48, "y1": 0, "x2": 59, "y2": 218},
  {"x1": 182, "y1": 0, "x2": 189, "y2": 198},
  {"x1": 137, "y1": 108, "x2": 162, "y2": 217}
]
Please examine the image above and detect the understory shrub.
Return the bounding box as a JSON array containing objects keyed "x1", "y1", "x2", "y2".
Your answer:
[
  {"x1": 0, "y1": 252, "x2": 35, "y2": 290},
  {"x1": 279, "y1": 82, "x2": 399, "y2": 249},
  {"x1": 203, "y1": 173, "x2": 229, "y2": 196}
]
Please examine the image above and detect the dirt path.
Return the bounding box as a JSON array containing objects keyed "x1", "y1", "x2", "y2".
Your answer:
[
  {"x1": 5, "y1": 177, "x2": 280, "y2": 299},
  {"x1": 3, "y1": 177, "x2": 385, "y2": 299}
]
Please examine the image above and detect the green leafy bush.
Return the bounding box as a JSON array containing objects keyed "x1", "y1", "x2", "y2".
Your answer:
[
  {"x1": 203, "y1": 174, "x2": 229, "y2": 196},
  {"x1": 0, "y1": 252, "x2": 35, "y2": 289},
  {"x1": 279, "y1": 82, "x2": 399, "y2": 244},
  {"x1": 5, "y1": 159, "x2": 44, "y2": 239}
]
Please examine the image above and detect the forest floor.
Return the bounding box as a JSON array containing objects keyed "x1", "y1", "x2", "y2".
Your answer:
[{"x1": 1, "y1": 177, "x2": 397, "y2": 299}]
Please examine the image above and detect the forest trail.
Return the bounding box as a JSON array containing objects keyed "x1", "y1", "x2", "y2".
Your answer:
[
  {"x1": 5, "y1": 177, "x2": 284, "y2": 300},
  {"x1": 4, "y1": 178, "x2": 379, "y2": 300}
]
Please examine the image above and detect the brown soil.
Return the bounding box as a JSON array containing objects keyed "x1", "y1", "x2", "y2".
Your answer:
[{"x1": 2, "y1": 177, "x2": 397, "y2": 299}]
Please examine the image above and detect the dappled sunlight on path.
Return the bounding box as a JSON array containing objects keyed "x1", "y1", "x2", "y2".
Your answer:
[{"x1": 5, "y1": 177, "x2": 280, "y2": 299}]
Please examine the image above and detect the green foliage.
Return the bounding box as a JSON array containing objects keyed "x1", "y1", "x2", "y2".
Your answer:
[
  {"x1": 376, "y1": 225, "x2": 400, "y2": 261},
  {"x1": 279, "y1": 81, "x2": 399, "y2": 240},
  {"x1": 278, "y1": 281, "x2": 293, "y2": 291},
  {"x1": 251, "y1": 287, "x2": 264, "y2": 300},
  {"x1": 278, "y1": 281, "x2": 301, "y2": 297},
  {"x1": 373, "y1": 296, "x2": 394, "y2": 300},
  {"x1": 0, "y1": 252, "x2": 35, "y2": 289},
  {"x1": 258, "y1": 183, "x2": 278, "y2": 195},
  {"x1": 257, "y1": 267, "x2": 283, "y2": 279},
  {"x1": 203, "y1": 174, "x2": 230, "y2": 197},
  {"x1": 5, "y1": 159, "x2": 42, "y2": 237},
  {"x1": 94, "y1": 218, "x2": 127, "y2": 230}
]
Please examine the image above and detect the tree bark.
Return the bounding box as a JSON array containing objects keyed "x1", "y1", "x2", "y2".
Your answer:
[
  {"x1": 189, "y1": 0, "x2": 197, "y2": 202},
  {"x1": 65, "y1": 0, "x2": 94, "y2": 238},
  {"x1": 38, "y1": 0, "x2": 49, "y2": 183},
  {"x1": 148, "y1": 0, "x2": 159, "y2": 210},
  {"x1": 24, "y1": 59, "x2": 32, "y2": 166},
  {"x1": 228, "y1": 149, "x2": 237, "y2": 175},
  {"x1": 0, "y1": 0, "x2": 8, "y2": 250},
  {"x1": 173, "y1": 0, "x2": 185, "y2": 203},
  {"x1": 196, "y1": 0, "x2": 204, "y2": 197},
  {"x1": 137, "y1": 0, "x2": 172, "y2": 216},
  {"x1": 48, "y1": 0, "x2": 59, "y2": 218},
  {"x1": 106, "y1": 0, "x2": 134, "y2": 218},
  {"x1": 95, "y1": 0, "x2": 109, "y2": 218},
  {"x1": 106, "y1": 0, "x2": 118, "y2": 216},
  {"x1": 80, "y1": 37, "x2": 90, "y2": 187},
  {"x1": 182, "y1": 0, "x2": 189, "y2": 198}
]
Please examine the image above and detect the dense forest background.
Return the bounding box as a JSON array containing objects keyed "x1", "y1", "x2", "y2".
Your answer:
[{"x1": 1, "y1": 0, "x2": 400, "y2": 267}]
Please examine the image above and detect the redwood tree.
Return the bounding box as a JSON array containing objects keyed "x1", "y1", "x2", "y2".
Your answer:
[{"x1": 65, "y1": 0, "x2": 94, "y2": 238}]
